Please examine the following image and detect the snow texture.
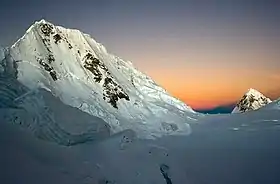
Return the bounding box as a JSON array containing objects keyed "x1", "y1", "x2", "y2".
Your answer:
[{"x1": 232, "y1": 88, "x2": 272, "y2": 113}]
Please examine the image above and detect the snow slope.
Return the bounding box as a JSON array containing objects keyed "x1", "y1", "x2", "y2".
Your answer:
[
  {"x1": 1, "y1": 105, "x2": 280, "y2": 184},
  {"x1": 9, "y1": 19, "x2": 197, "y2": 138},
  {"x1": 232, "y1": 88, "x2": 272, "y2": 113},
  {"x1": 0, "y1": 46, "x2": 110, "y2": 145},
  {"x1": 261, "y1": 98, "x2": 280, "y2": 111},
  {"x1": 3, "y1": 89, "x2": 111, "y2": 145}
]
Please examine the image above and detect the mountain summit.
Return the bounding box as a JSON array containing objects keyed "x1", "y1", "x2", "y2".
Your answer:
[
  {"x1": 232, "y1": 88, "x2": 272, "y2": 113},
  {"x1": 6, "y1": 19, "x2": 196, "y2": 138}
]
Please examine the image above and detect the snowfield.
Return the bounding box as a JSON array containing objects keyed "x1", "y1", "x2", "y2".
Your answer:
[
  {"x1": 0, "y1": 20, "x2": 280, "y2": 184},
  {"x1": 1, "y1": 106, "x2": 280, "y2": 184}
]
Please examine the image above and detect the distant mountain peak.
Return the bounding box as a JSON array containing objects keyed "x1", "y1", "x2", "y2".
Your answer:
[{"x1": 232, "y1": 88, "x2": 272, "y2": 113}]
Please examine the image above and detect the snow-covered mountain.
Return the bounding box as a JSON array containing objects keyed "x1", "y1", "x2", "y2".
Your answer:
[
  {"x1": 3, "y1": 19, "x2": 197, "y2": 138},
  {"x1": 232, "y1": 88, "x2": 272, "y2": 113}
]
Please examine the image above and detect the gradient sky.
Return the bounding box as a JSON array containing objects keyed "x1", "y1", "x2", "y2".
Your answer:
[{"x1": 0, "y1": 0, "x2": 279, "y2": 109}]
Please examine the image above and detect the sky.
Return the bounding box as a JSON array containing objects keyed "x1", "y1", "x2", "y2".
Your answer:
[{"x1": 0, "y1": 0, "x2": 279, "y2": 109}]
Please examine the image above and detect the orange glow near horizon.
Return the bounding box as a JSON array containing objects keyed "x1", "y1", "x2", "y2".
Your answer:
[{"x1": 142, "y1": 65, "x2": 280, "y2": 110}]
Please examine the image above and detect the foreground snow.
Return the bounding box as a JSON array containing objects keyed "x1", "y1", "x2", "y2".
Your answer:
[{"x1": 1, "y1": 106, "x2": 280, "y2": 184}]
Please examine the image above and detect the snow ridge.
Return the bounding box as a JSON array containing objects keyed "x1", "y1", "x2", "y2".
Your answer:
[{"x1": 232, "y1": 88, "x2": 272, "y2": 113}]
